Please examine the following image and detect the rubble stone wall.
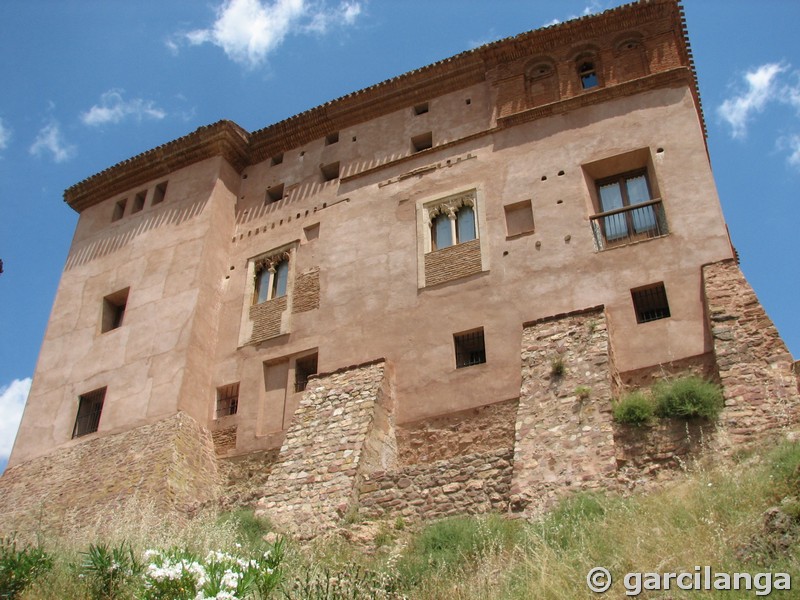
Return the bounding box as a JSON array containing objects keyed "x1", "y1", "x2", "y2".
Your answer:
[
  {"x1": 256, "y1": 361, "x2": 389, "y2": 537},
  {"x1": 703, "y1": 260, "x2": 800, "y2": 446},
  {"x1": 359, "y1": 448, "x2": 513, "y2": 521},
  {"x1": 0, "y1": 413, "x2": 219, "y2": 535}
]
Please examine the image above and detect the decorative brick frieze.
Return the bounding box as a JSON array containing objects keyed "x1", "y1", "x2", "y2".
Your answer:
[
  {"x1": 255, "y1": 361, "x2": 391, "y2": 537},
  {"x1": 249, "y1": 296, "x2": 287, "y2": 343},
  {"x1": 424, "y1": 239, "x2": 482, "y2": 287},
  {"x1": 512, "y1": 307, "x2": 616, "y2": 515},
  {"x1": 702, "y1": 260, "x2": 800, "y2": 446},
  {"x1": 0, "y1": 413, "x2": 219, "y2": 535},
  {"x1": 358, "y1": 448, "x2": 513, "y2": 521},
  {"x1": 292, "y1": 267, "x2": 320, "y2": 313}
]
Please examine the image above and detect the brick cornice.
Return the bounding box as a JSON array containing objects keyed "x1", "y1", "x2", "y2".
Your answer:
[{"x1": 64, "y1": 121, "x2": 250, "y2": 212}]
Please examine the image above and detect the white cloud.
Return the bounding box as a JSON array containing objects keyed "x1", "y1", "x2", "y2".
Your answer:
[
  {"x1": 0, "y1": 118, "x2": 11, "y2": 151},
  {"x1": 182, "y1": 0, "x2": 363, "y2": 68},
  {"x1": 29, "y1": 121, "x2": 76, "y2": 163},
  {"x1": 718, "y1": 63, "x2": 788, "y2": 139},
  {"x1": 781, "y1": 134, "x2": 800, "y2": 168},
  {"x1": 544, "y1": 1, "x2": 604, "y2": 26},
  {"x1": 0, "y1": 378, "x2": 31, "y2": 464},
  {"x1": 81, "y1": 90, "x2": 166, "y2": 126}
]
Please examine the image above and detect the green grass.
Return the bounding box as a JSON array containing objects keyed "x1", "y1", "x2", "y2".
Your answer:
[{"x1": 5, "y1": 439, "x2": 800, "y2": 599}]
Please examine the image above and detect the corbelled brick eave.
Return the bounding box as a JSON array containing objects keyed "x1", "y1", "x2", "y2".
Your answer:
[
  {"x1": 63, "y1": 0, "x2": 702, "y2": 213},
  {"x1": 63, "y1": 120, "x2": 251, "y2": 212}
]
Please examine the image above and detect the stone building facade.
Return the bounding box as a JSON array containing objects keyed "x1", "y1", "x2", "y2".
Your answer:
[{"x1": 2, "y1": 0, "x2": 798, "y2": 535}]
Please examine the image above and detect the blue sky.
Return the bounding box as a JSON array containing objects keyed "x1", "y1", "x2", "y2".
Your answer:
[{"x1": 1, "y1": 0, "x2": 799, "y2": 472}]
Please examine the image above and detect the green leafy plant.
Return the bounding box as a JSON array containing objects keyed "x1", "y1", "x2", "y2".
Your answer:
[
  {"x1": 0, "y1": 536, "x2": 53, "y2": 600},
  {"x1": 80, "y1": 541, "x2": 142, "y2": 600},
  {"x1": 653, "y1": 376, "x2": 724, "y2": 420},
  {"x1": 575, "y1": 386, "x2": 591, "y2": 401},
  {"x1": 612, "y1": 391, "x2": 655, "y2": 425}
]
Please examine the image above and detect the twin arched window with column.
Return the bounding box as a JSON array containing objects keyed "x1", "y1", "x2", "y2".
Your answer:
[
  {"x1": 254, "y1": 252, "x2": 290, "y2": 303},
  {"x1": 426, "y1": 193, "x2": 477, "y2": 251}
]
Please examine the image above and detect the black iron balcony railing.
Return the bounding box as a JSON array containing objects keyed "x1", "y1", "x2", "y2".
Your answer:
[{"x1": 589, "y1": 198, "x2": 668, "y2": 250}]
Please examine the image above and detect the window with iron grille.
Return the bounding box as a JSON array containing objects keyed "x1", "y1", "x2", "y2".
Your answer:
[
  {"x1": 631, "y1": 283, "x2": 671, "y2": 323},
  {"x1": 72, "y1": 387, "x2": 106, "y2": 438},
  {"x1": 216, "y1": 383, "x2": 239, "y2": 418},
  {"x1": 454, "y1": 328, "x2": 486, "y2": 368},
  {"x1": 294, "y1": 353, "x2": 318, "y2": 393}
]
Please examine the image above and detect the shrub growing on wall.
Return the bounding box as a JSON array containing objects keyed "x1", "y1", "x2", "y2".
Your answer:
[
  {"x1": 653, "y1": 376, "x2": 724, "y2": 420},
  {"x1": 612, "y1": 392, "x2": 655, "y2": 425}
]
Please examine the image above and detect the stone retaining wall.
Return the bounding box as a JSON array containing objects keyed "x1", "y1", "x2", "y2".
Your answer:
[
  {"x1": 0, "y1": 412, "x2": 219, "y2": 535},
  {"x1": 703, "y1": 260, "x2": 800, "y2": 447},
  {"x1": 512, "y1": 307, "x2": 616, "y2": 515},
  {"x1": 358, "y1": 448, "x2": 513, "y2": 521},
  {"x1": 256, "y1": 361, "x2": 391, "y2": 537}
]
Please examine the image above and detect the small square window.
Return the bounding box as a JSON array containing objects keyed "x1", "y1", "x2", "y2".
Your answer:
[
  {"x1": 151, "y1": 181, "x2": 168, "y2": 205},
  {"x1": 294, "y1": 353, "x2": 318, "y2": 393},
  {"x1": 413, "y1": 102, "x2": 429, "y2": 115},
  {"x1": 304, "y1": 223, "x2": 320, "y2": 242},
  {"x1": 112, "y1": 199, "x2": 126, "y2": 222},
  {"x1": 504, "y1": 200, "x2": 535, "y2": 237},
  {"x1": 131, "y1": 190, "x2": 146, "y2": 214},
  {"x1": 320, "y1": 161, "x2": 340, "y2": 182},
  {"x1": 271, "y1": 153, "x2": 284, "y2": 166},
  {"x1": 454, "y1": 328, "x2": 486, "y2": 368},
  {"x1": 101, "y1": 288, "x2": 129, "y2": 333},
  {"x1": 411, "y1": 132, "x2": 433, "y2": 153},
  {"x1": 631, "y1": 283, "x2": 671, "y2": 323},
  {"x1": 216, "y1": 383, "x2": 239, "y2": 418},
  {"x1": 325, "y1": 131, "x2": 339, "y2": 145},
  {"x1": 72, "y1": 387, "x2": 106, "y2": 438},
  {"x1": 266, "y1": 183, "x2": 285, "y2": 203}
]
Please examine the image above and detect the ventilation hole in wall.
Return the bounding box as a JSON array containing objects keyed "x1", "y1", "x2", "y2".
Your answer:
[
  {"x1": 230, "y1": 266, "x2": 235, "y2": 270},
  {"x1": 305, "y1": 210, "x2": 309, "y2": 216},
  {"x1": 296, "y1": 213, "x2": 301, "y2": 219},
  {"x1": 535, "y1": 241, "x2": 542, "y2": 249},
  {"x1": 557, "y1": 200, "x2": 563, "y2": 204},
  {"x1": 325, "y1": 131, "x2": 339, "y2": 145},
  {"x1": 564, "y1": 235, "x2": 571, "y2": 243},
  {"x1": 323, "y1": 202, "x2": 327, "y2": 208},
  {"x1": 242, "y1": 173, "x2": 248, "y2": 179},
  {"x1": 413, "y1": 102, "x2": 429, "y2": 115},
  {"x1": 299, "y1": 151, "x2": 305, "y2": 157},
  {"x1": 247, "y1": 231, "x2": 251, "y2": 237},
  {"x1": 271, "y1": 223, "x2": 275, "y2": 229},
  {"x1": 541, "y1": 175, "x2": 547, "y2": 181},
  {"x1": 657, "y1": 147, "x2": 664, "y2": 153},
  {"x1": 503, "y1": 250, "x2": 509, "y2": 256},
  {"x1": 558, "y1": 170, "x2": 565, "y2": 176},
  {"x1": 465, "y1": 98, "x2": 472, "y2": 105},
  {"x1": 225, "y1": 275, "x2": 230, "y2": 280},
  {"x1": 352, "y1": 136, "x2": 357, "y2": 142},
  {"x1": 279, "y1": 219, "x2": 283, "y2": 225}
]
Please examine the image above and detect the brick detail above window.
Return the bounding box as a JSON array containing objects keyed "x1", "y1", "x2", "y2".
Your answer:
[
  {"x1": 424, "y1": 238, "x2": 482, "y2": 287},
  {"x1": 249, "y1": 295, "x2": 287, "y2": 343},
  {"x1": 292, "y1": 268, "x2": 320, "y2": 314}
]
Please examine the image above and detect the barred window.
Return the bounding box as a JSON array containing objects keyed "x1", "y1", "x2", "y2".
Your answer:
[
  {"x1": 631, "y1": 283, "x2": 671, "y2": 323},
  {"x1": 294, "y1": 353, "x2": 318, "y2": 393},
  {"x1": 216, "y1": 383, "x2": 239, "y2": 418},
  {"x1": 454, "y1": 328, "x2": 486, "y2": 368},
  {"x1": 72, "y1": 388, "x2": 106, "y2": 438}
]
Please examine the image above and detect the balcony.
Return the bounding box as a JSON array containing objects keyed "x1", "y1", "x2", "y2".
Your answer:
[{"x1": 590, "y1": 198, "x2": 668, "y2": 250}]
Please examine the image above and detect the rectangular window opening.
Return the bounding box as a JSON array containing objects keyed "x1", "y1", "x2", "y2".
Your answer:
[
  {"x1": 411, "y1": 132, "x2": 433, "y2": 153},
  {"x1": 101, "y1": 287, "x2": 129, "y2": 333},
  {"x1": 72, "y1": 387, "x2": 106, "y2": 438},
  {"x1": 325, "y1": 131, "x2": 339, "y2": 145},
  {"x1": 413, "y1": 102, "x2": 429, "y2": 115},
  {"x1": 132, "y1": 190, "x2": 146, "y2": 214},
  {"x1": 321, "y1": 161, "x2": 340, "y2": 182},
  {"x1": 266, "y1": 183, "x2": 285, "y2": 203},
  {"x1": 631, "y1": 282, "x2": 671, "y2": 324},
  {"x1": 454, "y1": 328, "x2": 486, "y2": 369},
  {"x1": 216, "y1": 382, "x2": 240, "y2": 418},
  {"x1": 294, "y1": 353, "x2": 318, "y2": 393},
  {"x1": 112, "y1": 199, "x2": 126, "y2": 222},
  {"x1": 151, "y1": 181, "x2": 168, "y2": 205}
]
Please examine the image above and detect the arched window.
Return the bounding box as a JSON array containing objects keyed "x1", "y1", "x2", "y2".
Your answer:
[
  {"x1": 254, "y1": 256, "x2": 289, "y2": 303},
  {"x1": 428, "y1": 202, "x2": 477, "y2": 251},
  {"x1": 579, "y1": 60, "x2": 599, "y2": 89}
]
